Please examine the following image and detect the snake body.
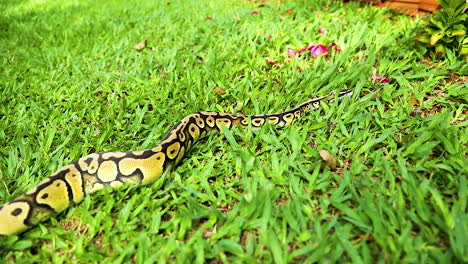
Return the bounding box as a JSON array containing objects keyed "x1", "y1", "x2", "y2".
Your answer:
[{"x1": 0, "y1": 90, "x2": 352, "y2": 236}]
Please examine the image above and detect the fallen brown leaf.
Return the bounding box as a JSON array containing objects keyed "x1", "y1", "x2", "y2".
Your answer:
[
  {"x1": 420, "y1": 60, "x2": 440, "y2": 69},
  {"x1": 357, "y1": 234, "x2": 374, "y2": 241},
  {"x1": 409, "y1": 98, "x2": 419, "y2": 106},
  {"x1": 433, "y1": 88, "x2": 446, "y2": 97},
  {"x1": 319, "y1": 149, "x2": 337, "y2": 170},
  {"x1": 133, "y1": 40, "x2": 147, "y2": 50},
  {"x1": 215, "y1": 87, "x2": 226, "y2": 96},
  {"x1": 203, "y1": 226, "x2": 217, "y2": 239}
]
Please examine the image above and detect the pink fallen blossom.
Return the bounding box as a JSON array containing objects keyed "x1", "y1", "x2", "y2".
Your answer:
[
  {"x1": 252, "y1": 11, "x2": 259, "y2": 15},
  {"x1": 296, "y1": 47, "x2": 307, "y2": 54},
  {"x1": 288, "y1": 42, "x2": 340, "y2": 58},
  {"x1": 319, "y1": 27, "x2": 326, "y2": 34},
  {"x1": 268, "y1": 35, "x2": 273, "y2": 40},
  {"x1": 309, "y1": 44, "x2": 329, "y2": 57},
  {"x1": 372, "y1": 75, "x2": 390, "y2": 83},
  {"x1": 326, "y1": 42, "x2": 341, "y2": 52},
  {"x1": 267, "y1": 60, "x2": 276, "y2": 65},
  {"x1": 288, "y1": 47, "x2": 307, "y2": 57},
  {"x1": 287, "y1": 8, "x2": 294, "y2": 13}
]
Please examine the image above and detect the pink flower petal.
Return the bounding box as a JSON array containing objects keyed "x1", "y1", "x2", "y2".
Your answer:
[
  {"x1": 372, "y1": 75, "x2": 390, "y2": 83},
  {"x1": 287, "y1": 8, "x2": 294, "y2": 13},
  {"x1": 309, "y1": 44, "x2": 329, "y2": 57},
  {"x1": 252, "y1": 11, "x2": 259, "y2": 15},
  {"x1": 296, "y1": 47, "x2": 307, "y2": 54},
  {"x1": 319, "y1": 27, "x2": 326, "y2": 34},
  {"x1": 268, "y1": 35, "x2": 273, "y2": 40},
  {"x1": 289, "y1": 43, "x2": 339, "y2": 58},
  {"x1": 267, "y1": 60, "x2": 276, "y2": 65}
]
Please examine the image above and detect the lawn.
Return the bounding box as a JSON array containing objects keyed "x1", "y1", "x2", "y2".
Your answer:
[{"x1": 0, "y1": 0, "x2": 467, "y2": 263}]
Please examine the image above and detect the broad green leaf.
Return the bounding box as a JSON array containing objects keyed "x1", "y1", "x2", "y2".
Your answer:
[
  {"x1": 430, "y1": 17, "x2": 446, "y2": 30},
  {"x1": 447, "y1": 27, "x2": 466, "y2": 37},
  {"x1": 431, "y1": 31, "x2": 446, "y2": 46},
  {"x1": 415, "y1": 33, "x2": 431, "y2": 44},
  {"x1": 461, "y1": 44, "x2": 468, "y2": 55}
]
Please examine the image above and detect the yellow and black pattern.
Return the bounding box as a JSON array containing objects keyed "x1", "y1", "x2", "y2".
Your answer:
[{"x1": 0, "y1": 90, "x2": 352, "y2": 236}]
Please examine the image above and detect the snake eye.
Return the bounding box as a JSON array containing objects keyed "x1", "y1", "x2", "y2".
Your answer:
[{"x1": 11, "y1": 208, "x2": 22, "y2": 216}]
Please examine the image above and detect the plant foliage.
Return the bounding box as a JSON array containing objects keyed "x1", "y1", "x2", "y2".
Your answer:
[{"x1": 416, "y1": 0, "x2": 468, "y2": 57}]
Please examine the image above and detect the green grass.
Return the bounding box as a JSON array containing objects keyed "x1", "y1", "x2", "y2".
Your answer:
[{"x1": 0, "y1": 0, "x2": 467, "y2": 262}]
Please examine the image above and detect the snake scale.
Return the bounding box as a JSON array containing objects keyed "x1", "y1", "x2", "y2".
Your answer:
[{"x1": 0, "y1": 90, "x2": 352, "y2": 236}]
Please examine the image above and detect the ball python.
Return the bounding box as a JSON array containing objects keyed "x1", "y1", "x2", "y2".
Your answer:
[{"x1": 0, "y1": 89, "x2": 353, "y2": 236}]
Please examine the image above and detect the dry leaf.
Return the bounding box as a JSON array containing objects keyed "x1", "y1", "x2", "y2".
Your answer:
[
  {"x1": 357, "y1": 234, "x2": 374, "y2": 241},
  {"x1": 409, "y1": 98, "x2": 419, "y2": 106},
  {"x1": 203, "y1": 226, "x2": 217, "y2": 239},
  {"x1": 206, "y1": 16, "x2": 214, "y2": 21},
  {"x1": 215, "y1": 87, "x2": 226, "y2": 96},
  {"x1": 133, "y1": 40, "x2": 147, "y2": 50},
  {"x1": 420, "y1": 60, "x2": 440, "y2": 69},
  {"x1": 319, "y1": 149, "x2": 337, "y2": 170}
]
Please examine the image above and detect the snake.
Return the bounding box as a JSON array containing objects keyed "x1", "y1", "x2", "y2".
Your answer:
[{"x1": 0, "y1": 89, "x2": 352, "y2": 236}]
